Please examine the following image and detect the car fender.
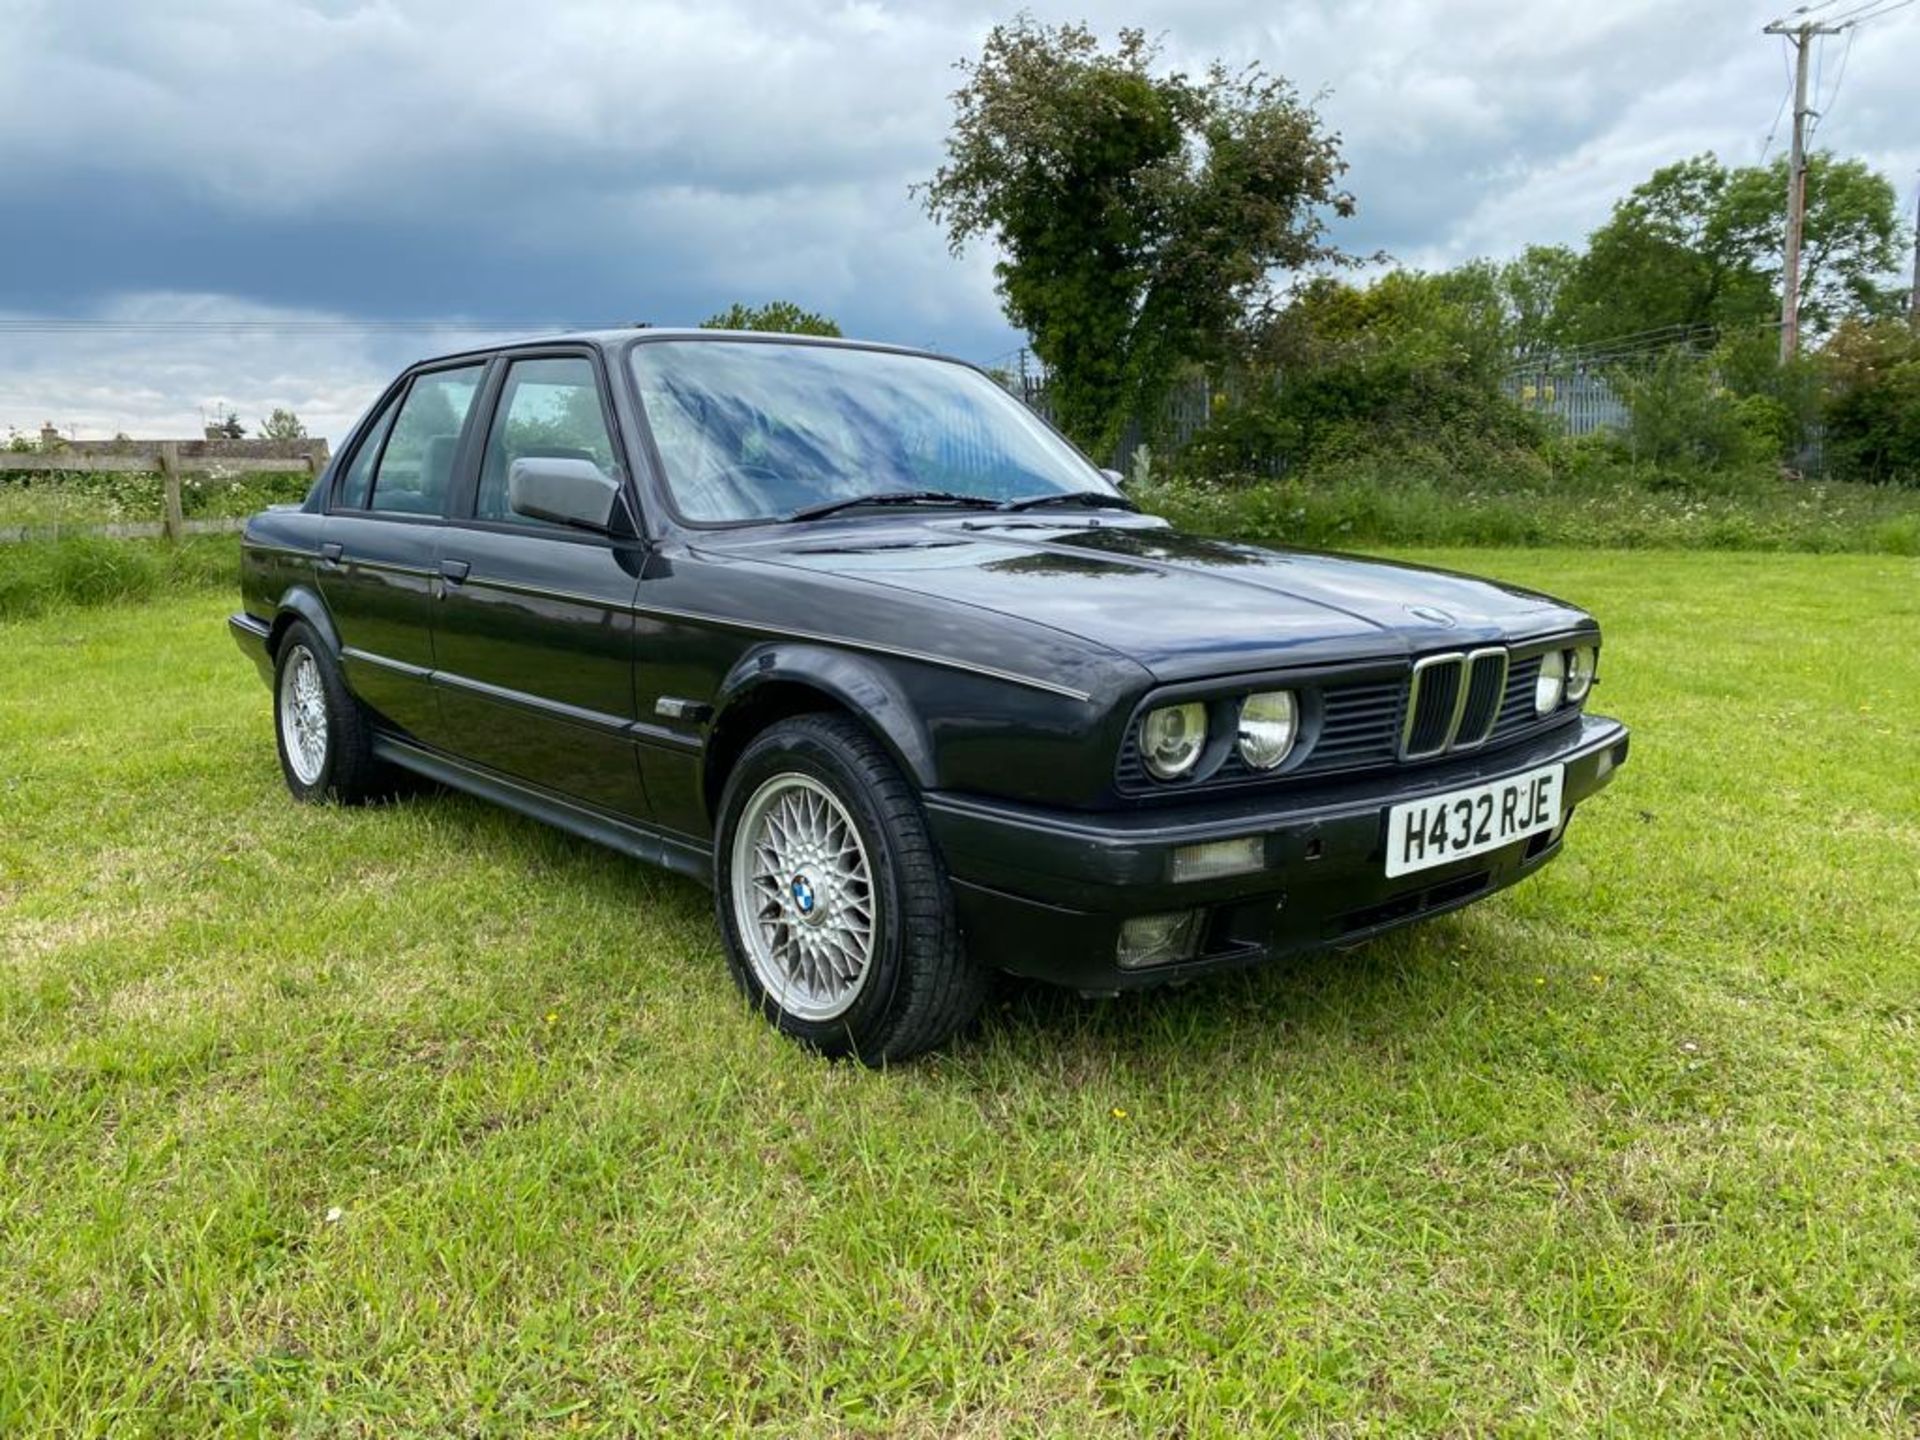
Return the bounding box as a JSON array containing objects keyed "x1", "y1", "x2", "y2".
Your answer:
[
  {"x1": 269, "y1": 583, "x2": 343, "y2": 659},
  {"x1": 712, "y1": 641, "x2": 939, "y2": 791}
]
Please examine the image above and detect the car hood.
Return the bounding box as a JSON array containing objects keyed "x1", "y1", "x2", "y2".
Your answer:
[{"x1": 703, "y1": 515, "x2": 1591, "y2": 682}]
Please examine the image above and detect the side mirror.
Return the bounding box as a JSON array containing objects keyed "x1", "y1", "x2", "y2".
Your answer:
[
  {"x1": 508, "y1": 456, "x2": 622, "y2": 532},
  {"x1": 1100, "y1": 467, "x2": 1128, "y2": 492}
]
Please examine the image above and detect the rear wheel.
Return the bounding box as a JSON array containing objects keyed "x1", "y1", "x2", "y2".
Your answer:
[
  {"x1": 713, "y1": 713, "x2": 986, "y2": 1062},
  {"x1": 272, "y1": 620, "x2": 386, "y2": 804}
]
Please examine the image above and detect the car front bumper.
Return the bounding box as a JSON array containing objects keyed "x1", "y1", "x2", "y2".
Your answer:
[{"x1": 923, "y1": 714, "x2": 1630, "y2": 992}]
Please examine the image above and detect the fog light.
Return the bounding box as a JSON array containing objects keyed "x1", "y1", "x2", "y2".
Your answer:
[
  {"x1": 1117, "y1": 911, "x2": 1202, "y2": 969},
  {"x1": 1170, "y1": 836, "x2": 1264, "y2": 883}
]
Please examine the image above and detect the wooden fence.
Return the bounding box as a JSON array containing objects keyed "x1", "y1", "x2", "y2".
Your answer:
[{"x1": 0, "y1": 438, "x2": 330, "y2": 542}]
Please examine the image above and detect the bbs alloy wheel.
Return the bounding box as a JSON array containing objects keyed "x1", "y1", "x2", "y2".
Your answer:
[
  {"x1": 270, "y1": 620, "x2": 387, "y2": 805},
  {"x1": 730, "y1": 773, "x2": 877, "y2": 1022},
  {"x1": 277, "y1": 643, "x2": 330, "y2": 787},
  {"x1": 713, "y1": 713, "x2": 987, "y2": 1062}
]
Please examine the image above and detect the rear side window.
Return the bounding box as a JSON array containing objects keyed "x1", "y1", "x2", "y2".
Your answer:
[
  {"x1": 369, "y1": 365, "x2": 485, "y2": 516},
  {"x1": 476, "y1": 357, "x2": 618, "y2": 525},
  {"x1": 333, "y1": 393, "x2": 400, "y2": 510}
]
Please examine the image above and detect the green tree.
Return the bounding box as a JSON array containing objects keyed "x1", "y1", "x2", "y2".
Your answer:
[
  {"x1": 1497, "y1": 244, "x2": 1578, "y2": 358},
  {"x1": 918, "y1": 17, "x2": 1352, "y2": 453},
  {"x1": 1558, "y1": 156, "x2": 1772, "y2": 344},
  {"x1": 700, "y1": 301, "x2": 841, "y2": 337},
  {"x1": 1719, "y1": 153, "x2": 1906, "y2": 331},
  {"x1": 259, "y1": 407, "x2": 307, "y2": 442},
  {"x1": 1557, "y1": 152, "x2": 1905, "y2": 346},
  {"x1": 1822, "y1": 319, "x2": 1920, "y2": 486}
]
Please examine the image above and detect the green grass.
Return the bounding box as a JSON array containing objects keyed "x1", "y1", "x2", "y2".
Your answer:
[
  {"x1": 2, "y1": 553, "x2": 1917, "y2": 1435},
  {"x1": 0, "y1": 534, "x2": 239, "y2": 621}
]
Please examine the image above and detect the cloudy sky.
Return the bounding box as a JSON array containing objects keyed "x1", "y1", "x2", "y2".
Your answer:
[{"x1": 2, "y1": 0, "x2": 1914, "y2": 443}]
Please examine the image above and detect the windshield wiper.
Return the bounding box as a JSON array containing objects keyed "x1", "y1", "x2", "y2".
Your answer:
[
  {"x1": 784, "y1": 490, "x2": 1002, "y2": 522},
  {"x1": 996, "y1": 489, "x2": 1137, "y2": 514}
]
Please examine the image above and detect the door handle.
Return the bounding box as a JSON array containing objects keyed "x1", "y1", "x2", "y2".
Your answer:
[
  {"x1": 439, "y1": 558, "x2": 471, "y2": 585},
  {"x1": 320, "y1": 542, "x2": 344, "y2": 565}
]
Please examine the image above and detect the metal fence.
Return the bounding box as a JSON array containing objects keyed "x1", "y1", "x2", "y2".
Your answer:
[
  {"x1": 1011, "y1": 368, "x2": 1221, "y2": 471},
  {"x1": 1500, "y1": 367, "x2": 1629, "y2": 437}
]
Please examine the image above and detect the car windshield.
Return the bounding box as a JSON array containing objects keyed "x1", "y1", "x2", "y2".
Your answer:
[{"x1": 628, "y1": 339, "x2": 1113, "y2": 523}]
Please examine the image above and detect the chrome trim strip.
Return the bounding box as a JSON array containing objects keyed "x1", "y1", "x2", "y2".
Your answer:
[
  {"x1": 244, "y1": 542, "x2": 319, "y2": 562},
  {"x1": 626, "y1": 602, "x2": 1094, "y2": 702},
  {"x1": 1452, "y1": 647, "x2": 1510, "y2": 750},
  {"x1": 629, "y1": 720, "x2": 703, "y2": 752},
  {"x1": 457, "y1": 574, "x2": 629, "y2": 610},
  {"x1": 345, "y1": 556, "x2": 437, "y2": 579},
  {"x1": 431, "y1": 669, "x2": 633, "y2": 736},
  {"x1": 340, "y1": 646, "x2": 432, "y2": 680}
]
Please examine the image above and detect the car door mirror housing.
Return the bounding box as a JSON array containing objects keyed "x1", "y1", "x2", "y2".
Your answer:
[
  {"x1": 507, "y1": 456, "x2": 622, "y2": 532},
  {"x1": 1100, "y1": 467, "x2": 1128, "y2": 493}
]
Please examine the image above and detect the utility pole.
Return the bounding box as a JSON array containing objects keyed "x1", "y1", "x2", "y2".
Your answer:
[
  {"x1": 1763, "y1": 16, "x2": 1841, "y2": 363},
  {"x1": 1909, "y1": 180, "x2": 1919, "y2": 329}
]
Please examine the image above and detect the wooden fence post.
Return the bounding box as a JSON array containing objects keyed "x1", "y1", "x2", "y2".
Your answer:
[{"x1": 158, "y1": 442, "x2": 184, "y2": 543}]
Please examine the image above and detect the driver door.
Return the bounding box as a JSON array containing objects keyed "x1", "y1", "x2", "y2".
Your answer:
[{"x1": 429, "y1": 351, "x2": 649, "y2": 819}]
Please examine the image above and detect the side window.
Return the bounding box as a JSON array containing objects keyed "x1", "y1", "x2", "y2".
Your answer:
[
  {"x1": 369, "y1": 364, "x2": 485, "y2": 516},
  {"x1": 476, "y1": 357, "x2": 618, "y2": 524},
  {"x1": 332, "y1": 393, "x2": 400, "y2": 510}
]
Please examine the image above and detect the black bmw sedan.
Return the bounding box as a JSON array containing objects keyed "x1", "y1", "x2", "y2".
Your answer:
[{"x1": 230, "y1": 329, "x2": 1630, "y2": 1061}]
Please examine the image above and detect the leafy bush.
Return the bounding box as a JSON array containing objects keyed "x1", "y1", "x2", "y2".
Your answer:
[
  {"x1": 1616, "y1": 351, "x2": 1773, "y2": 480},
  {"x1": 0, "y1": 469, "x2": 311, "y2": 527},
  {"x1": 1177, "y1": 270, "x2": 1548, "y2": 486},
  {"x1": 1133, "y1": 469, "x2": 1920, "y2": 555},
  {"x1": 1822, "y1": 320, "x2": 1920, "y2": 487}
]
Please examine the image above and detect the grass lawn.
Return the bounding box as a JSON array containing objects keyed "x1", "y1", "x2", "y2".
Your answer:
[{"x1": 2, "y1": 551, "x2": 1916, "y2": 1435}]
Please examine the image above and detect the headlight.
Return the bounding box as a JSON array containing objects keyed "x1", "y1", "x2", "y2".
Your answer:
[
  {"x1": 1237, "y1": 690, "x2": 1298, "y2": 770},
  {"x1": 1140, "y1": 702, "x2": 1207, "y2": 779},
  {"x1": 1565, "y1": 645, "x2": 1596, "y2": 703},
  {"x1": 1535, "y1": 649, "x2": 1566, "y2": 715}
]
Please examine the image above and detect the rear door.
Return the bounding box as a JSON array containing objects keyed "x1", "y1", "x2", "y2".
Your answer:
[
  {"x1": 318, "y1": 361, "x2": 487, "y2": 741},
  {"x1": 430, "y1": 350, "x2": 650, "y2": 818}
]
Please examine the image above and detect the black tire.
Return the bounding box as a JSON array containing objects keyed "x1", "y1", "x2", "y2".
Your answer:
[
  {"x1": 271, "y1": 620, "x2": 388, "y2": 805},
  {"x1": 713, "y1": 713, "x2": 987, "y2": 1063}
]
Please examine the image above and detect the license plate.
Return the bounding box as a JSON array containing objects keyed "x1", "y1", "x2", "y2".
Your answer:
[{"x1": 1384, "y1": 763, "x2": 1564, "y2": 878}]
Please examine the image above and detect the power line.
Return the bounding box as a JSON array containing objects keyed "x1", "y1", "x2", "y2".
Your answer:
[
  {"x1": 1817, "y1": 0, "x2": 1914, "y2": 26},
  {"x1": 1809, "y1": 24, "x2": 1856, "y2": 136},
  {"x1": 1760, "y1": 36, "x2": 1796, "y2": 161}
]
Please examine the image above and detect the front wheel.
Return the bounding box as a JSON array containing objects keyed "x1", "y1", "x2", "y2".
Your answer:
[{"x1": 713, "y1": 713, "x2": 987, "y2": 1063}]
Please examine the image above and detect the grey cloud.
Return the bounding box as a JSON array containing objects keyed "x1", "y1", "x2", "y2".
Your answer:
[{"x1": 0, "y1": 0, "x2": 1912, "y2": 437}]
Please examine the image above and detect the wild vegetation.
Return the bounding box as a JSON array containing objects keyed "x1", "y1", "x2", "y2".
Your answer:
[
  {"x1": 4, "y1": 556, "x2": 1916, "y2": 1432},
  {"x1": 921, "y1": 24, "x2": 1919, "y2": 528}
]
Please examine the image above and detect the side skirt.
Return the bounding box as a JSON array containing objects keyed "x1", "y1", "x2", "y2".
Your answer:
[{"x1": 371, "y1": 734, "x2": 714, "y2": 887}]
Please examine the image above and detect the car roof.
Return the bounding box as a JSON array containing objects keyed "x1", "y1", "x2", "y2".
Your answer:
[{"x1": 405, "y1": 327, "x2": 956, "y2": 371}]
